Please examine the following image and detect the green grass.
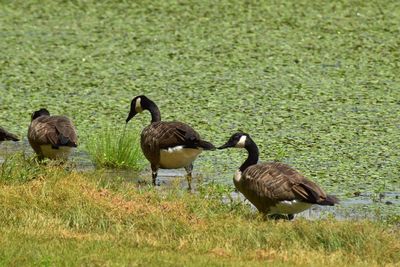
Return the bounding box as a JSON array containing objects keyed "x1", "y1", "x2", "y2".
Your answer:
[
  {"x1": 0, "y1": 152, "x2": 43, "y2": 184},
  {"x1": 86, "y1": 124, "x2": 145, "y2": 170},
  {"x1": 0, "y1": 156, "x2": 398, "y2": 266}
]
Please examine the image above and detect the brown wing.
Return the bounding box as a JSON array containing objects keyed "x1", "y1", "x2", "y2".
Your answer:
[
  {"x1": 141, "y1": 121, "x2": 212, "y2": 166},
  {"x1": 239, "y1": 162, "x2": 328, "y2": 207},
  {"x1": 0, "y1": 127, "x2": 19, "y2": 141},
  {"x1": 28, "y1": 115, "x2": 78, "y2": 147},
  {"x1": 147, "y1": 121, "x2": 200, "y2": 149}
]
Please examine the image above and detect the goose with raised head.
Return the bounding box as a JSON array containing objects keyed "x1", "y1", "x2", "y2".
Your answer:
[
  {"x1": 28, "y1": 108, "x2": 78, "y2": 160},
  {"x1": 126, "y1": 95, "x2": 215, "y2": 190},
  {"x1": 0, "y1": 127, "x2": 19, "y2": 142},
  {"x1": 219, "y1": 132, "x2": 338, "y2": 219}
]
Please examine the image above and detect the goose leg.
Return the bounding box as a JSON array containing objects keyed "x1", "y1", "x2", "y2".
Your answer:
[
  {"x1": 151, "y1": 165, "x2": 158, "y2": 186},
  {"x1": 268, "y1": 214, "x2": 293, "y2": 220},
  {"x1": 184, "y1": 164, "x2": 193, "y2": 190}
]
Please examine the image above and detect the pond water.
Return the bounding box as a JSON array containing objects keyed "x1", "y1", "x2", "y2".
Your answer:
[{"x1": 1, "y1": 140, "x2": 398, "y2": 221}]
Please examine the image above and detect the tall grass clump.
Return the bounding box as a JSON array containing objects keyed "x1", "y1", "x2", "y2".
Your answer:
[{"x1": 86, "y1": 125, "x2": 145, "y2": 170}]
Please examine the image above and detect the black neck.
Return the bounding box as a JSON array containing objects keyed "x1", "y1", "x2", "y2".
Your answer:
[
  {"x1": 239, "y1": 138, "x2": 259, "y2": 172},
  {"x1": 147, "y1": 101, "x2": 161, "y2": 123}
]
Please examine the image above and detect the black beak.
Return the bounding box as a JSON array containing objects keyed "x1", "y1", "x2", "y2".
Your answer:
[
  {"x1": 218, "y1": 141, "x2": 233, "y2": 149},
  {"x1": 125, "y1": 111, "x2": 136, "y2": 124}
]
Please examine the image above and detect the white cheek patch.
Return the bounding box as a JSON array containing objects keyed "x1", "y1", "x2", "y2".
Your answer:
[
  {"x1": 235, "y1": 135, "x2": 247, "y2": 148},
  {"x1": 234, "y1": 170, "x2": 242, "y2": 183},
  {"x1": 135, "y1": 97, "x2": 143, "y2": 113}
]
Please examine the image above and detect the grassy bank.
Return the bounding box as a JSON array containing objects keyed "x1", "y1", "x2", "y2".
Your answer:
[{"x1": 0, "y1": 156, "x2": 399, "y2": 266}]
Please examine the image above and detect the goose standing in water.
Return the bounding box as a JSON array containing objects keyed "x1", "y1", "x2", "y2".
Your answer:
[
  {"x1": 28, "y1": 108, "x2": 78, "y2": 160},
  {"x1": 126, "y1": 95, "x2": 215, "y2": 190},
  {"x1": 219, "y1": 132, "x2": 338, "y2": 219}
]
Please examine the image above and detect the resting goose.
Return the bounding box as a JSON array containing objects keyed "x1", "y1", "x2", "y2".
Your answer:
[
  {"x1": 219, "y1": 132, "x2": 338, "y2": 219},
  {"x1": 0, "y1": 127, "x2": 19, "y2": 142},
  {"x1": 28, "y1": 108, "x2": 78, "y2": 160},
  {"x1": 126, "y1": 95, "x2": 215, "y2": 189}
]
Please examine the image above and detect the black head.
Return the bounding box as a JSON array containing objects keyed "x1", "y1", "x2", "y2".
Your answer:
[
  {"x1": 126, "y1": 95, "x2": 152, "y2": 123},
  {"x1": 218, "y1": 132, "x2": 251, "y2": 149},
  {"x1": 31, "y1": 108, "x2": 50, "y2": 121}
]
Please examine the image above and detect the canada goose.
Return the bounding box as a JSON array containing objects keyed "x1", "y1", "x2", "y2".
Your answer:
[
  {"x1": 219, "y1": 132, "x2": 338, "y2": 219},
  {"x1": 0, "y1": 127, "x2": 19, "y2": 142},
  {"x1": 28, "y1": 108, "x2": 78, "y2": 160},
  {"x1": 126, "y1": 95, "x2": 215, "y2": 189}
]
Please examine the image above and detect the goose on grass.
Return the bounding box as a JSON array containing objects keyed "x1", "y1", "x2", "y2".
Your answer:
[{"x1": 219, "y1": 132, "x2": 338, "y2": 219}]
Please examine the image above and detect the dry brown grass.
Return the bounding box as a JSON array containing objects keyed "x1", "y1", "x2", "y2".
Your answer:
[{"x1": 0, "y1": 163, "x2": 399, "y2": 266}]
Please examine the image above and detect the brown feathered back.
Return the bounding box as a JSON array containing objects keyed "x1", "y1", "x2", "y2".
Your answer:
[
  {"x1": 28, "y1": 115, "x2": 78, "y2": 158},
  {"x1": 141, "y1": 121, "x2": 214, "y2": 166},
  {"x1": 236, "y1": 162, "x2": 332, "y2": 213}
]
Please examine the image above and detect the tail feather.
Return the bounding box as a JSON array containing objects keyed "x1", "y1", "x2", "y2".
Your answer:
[
  {"x1": 6, "y1": 134, "x2": 19, "y2": 141},
  {"x1": 59, "y1": 134, "x2": 78, "y2": 147},
  {"x1": 197, "y1": 140, "x2": 215, "y2": 150},
  {"x1": 318, "y1": 195, "x2": 339, "y2": 206},
  {"x1": 0, "y1": 131, "x2": 19, "y2": 141}
]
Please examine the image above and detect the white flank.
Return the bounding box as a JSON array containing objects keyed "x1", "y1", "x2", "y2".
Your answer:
[
  {"x1": 135, "y1": 97, "x2": 143, "y2": 113},
  {"x1": 269, "y1": 200, "x2": 312, "y2": 215},
  {"x1": 234, "y1": 170, "x2": 242, "y2": 183},
  {"x1": 235, "y1": 135, "x2": 247, "y2": 148},
  {"x1": 159, "y1": 146, "x2": 202, "y2": 169},
  {"x1": 40, "y1": 145, "x2": 73, "y2": 160}
]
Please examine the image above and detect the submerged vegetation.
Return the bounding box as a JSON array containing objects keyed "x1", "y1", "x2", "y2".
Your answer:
[
  {"x1": 0, "y1": 0, "x2": 399, "y2": 264},
  {"x1": 0, "y1": 156, "x2": 399, "y2": 266},
  {"x1": 86, "y1": 124, "x2": 145, "y2": 170},
  {"x1": 0, "y1": 0, "x2": 398, "y2": 198}
]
